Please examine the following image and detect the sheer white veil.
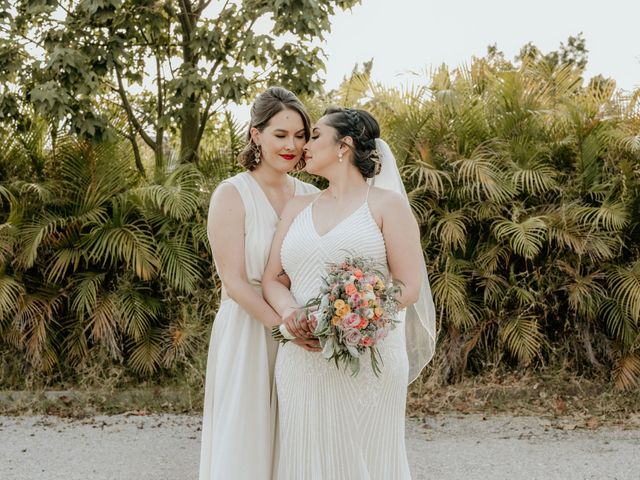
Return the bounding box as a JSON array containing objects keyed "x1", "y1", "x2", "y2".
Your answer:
[{"x1": 370, "y1": 138, "x2": 436, "y2": 384}]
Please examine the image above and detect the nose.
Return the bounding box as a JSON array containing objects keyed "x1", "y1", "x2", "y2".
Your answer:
[{"x1": 284, "y1": 135, "x2": 296, "y2": 151}]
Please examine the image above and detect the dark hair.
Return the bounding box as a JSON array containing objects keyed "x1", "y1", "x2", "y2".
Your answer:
[
  {"x1": 322, "y1": 107, "x2": 381, "y2": 178},
  {"x1": 238, "y1": 87, "x2": 311, "y2": 171}
]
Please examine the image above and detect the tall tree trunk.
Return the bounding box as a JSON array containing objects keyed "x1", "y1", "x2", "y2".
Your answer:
[
  {"x1": 178, "y1": 1, "x2": 200, "y2": 164},
  {"x1": 180, "y1": 96, "x2": 200, "y2": 164}
]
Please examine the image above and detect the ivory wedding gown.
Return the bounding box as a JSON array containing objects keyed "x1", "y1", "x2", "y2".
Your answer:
[
  {"x1": 199, "y1": 171, "x2": 317, "y2": 480},
  {"x1": 275, "y1": 187, "x2": 412, "y2": 479}
]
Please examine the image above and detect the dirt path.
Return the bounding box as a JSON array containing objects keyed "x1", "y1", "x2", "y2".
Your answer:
[{"x1": 1, "y1": 413, "x2": 638, "y2": 479}]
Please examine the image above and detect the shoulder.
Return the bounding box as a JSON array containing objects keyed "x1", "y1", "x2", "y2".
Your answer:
[
  {"x1": 368, "y1": 186, "x2": 408, "y2": 213},
  {"x1": 208, "y1": 179, "x2": 245, "y2": 218},
  {"x1": 211, "y1": 180, "x2": 242, "y2": 204}
]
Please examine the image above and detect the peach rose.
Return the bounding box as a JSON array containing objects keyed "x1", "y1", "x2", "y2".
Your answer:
[
  {"x1": 345, "y1": 283, "x2": 357, "y2": 296},
  {"x1": 357, "y1": 317, "x2": 369, "y2": 329},
  {"x1": 361, "y1": 336, "x2": 374, "y2": 347}
]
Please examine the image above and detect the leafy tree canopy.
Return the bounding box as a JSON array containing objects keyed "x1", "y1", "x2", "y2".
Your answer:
[{"x1": 0, "y1": 0, "x2": 359, "y2": 172}]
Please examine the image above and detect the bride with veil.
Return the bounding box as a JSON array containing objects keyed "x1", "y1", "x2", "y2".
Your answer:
[{"x1": 262, "y1": 107, "x2": 436, "y2": 479}]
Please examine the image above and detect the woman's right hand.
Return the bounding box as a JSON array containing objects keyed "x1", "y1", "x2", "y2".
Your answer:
[{"x1": 282, "y1": 307, "x2": 315, "y2": 339}]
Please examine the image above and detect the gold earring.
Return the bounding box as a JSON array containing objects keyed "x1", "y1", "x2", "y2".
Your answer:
[{"x1": 254, "y1": 145, "x2": 261, "y2": 164}]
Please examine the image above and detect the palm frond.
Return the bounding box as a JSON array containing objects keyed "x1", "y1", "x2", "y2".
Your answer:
[
  {"x1": 87, "y1": 292, "x2": 121, "y2": 359},
  {"x1": 116, "y1": 283, "x2": 161, "y2": 341},
  {"x1": 134, "y1": 164, "x2": 203, "y2": 221},
  {"x1": 607, "y1": 263, "x2": 640, "y2": 323},
  {"x1": 500, "y1": 315, "x2": 542, "y2": 365},
  {"x1": 612, "y1": 351, "x2": 640, "y2": 390},
  {"x1": 492, "y1": 216, "x2": 548, "y2": 259},
  {"x1": 85, "y1": 219, "x2": 159, "y2": 280},
  {"x1": 128, "y1": 327, "x2": 164, "y2": 375},
  {"x1": 158, "y1": 235, "x2": 203, "y2": 293},
  {"x1": 434, "y1": 209, "x2": 468, "y2": 252},
  {"x1": 454, "y1": 145, "x2": 514, "y2": 202},
  {"x1": 0, "y1": 275, "x2": 25, "y2": 329},
  {"x1": 572, "y1": 202, "x2": 629, "y2": 232}
]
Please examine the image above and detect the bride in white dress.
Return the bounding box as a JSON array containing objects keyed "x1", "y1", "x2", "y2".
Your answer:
[
  {"x1": 263, "y1": 107, "x2": 436, "y2": 479},
  {"x1": 199, "y1": 87, "x2": 319, "y2": 480}
]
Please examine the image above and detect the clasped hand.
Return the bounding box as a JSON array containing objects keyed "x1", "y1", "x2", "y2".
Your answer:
[{"x1": 281, "y1": 307, "x2": 321, "y2": 352}]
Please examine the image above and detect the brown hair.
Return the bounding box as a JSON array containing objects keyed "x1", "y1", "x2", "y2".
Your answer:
[{"x1": 238, "y1": 87, "x2": 311, "y2": 171}]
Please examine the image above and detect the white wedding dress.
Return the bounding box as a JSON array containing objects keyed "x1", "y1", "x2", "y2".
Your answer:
[
  {"x1": 199, "y1": 172, "x2": 318, "y2": 480},
  {"x1": 275, "y1": 187, "x2": 412, "y2": 479}
]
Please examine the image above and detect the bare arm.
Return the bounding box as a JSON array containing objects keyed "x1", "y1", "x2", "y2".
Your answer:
[
  {"x1": 262, "y1": 195, "x2": 319, "y2": 339},
  {"x1": 207, "y1": 182, "x2": 281, "y2": 328},
  {"x1": 376, "y1": 190, "x2": 423, "y2": 308},
  {"x1": 262, "y1": 196, "x2": 312, "y2": 317}
]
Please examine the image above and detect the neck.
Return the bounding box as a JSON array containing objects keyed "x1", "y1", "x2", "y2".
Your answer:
[{"x1": 324, "y1": 166, "x2": 368, "y2": 200}]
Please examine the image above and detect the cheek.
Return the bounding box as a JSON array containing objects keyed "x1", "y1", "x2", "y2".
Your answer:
[{"x1": 294, "y1": 137, "x2": 306, "y2": 151}]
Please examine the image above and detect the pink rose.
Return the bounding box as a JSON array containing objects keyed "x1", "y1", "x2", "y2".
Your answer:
[
  {"x1": 349, "y1": 293, "x2": 361, "y2": 307},
  {"x1": 343, "y1": 328, "x2": 362, "y2": 346},
  {"x1": 343, "y1": 313, "x2": 362, "y2": 329}
]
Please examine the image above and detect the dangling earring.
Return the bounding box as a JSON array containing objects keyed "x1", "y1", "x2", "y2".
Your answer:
[
  {"x1": 338, "y1": 150, "x2": 343, "y2": 163},
  {"x1": 254, "y1": 145, "x2": 261, "y2": 164}
]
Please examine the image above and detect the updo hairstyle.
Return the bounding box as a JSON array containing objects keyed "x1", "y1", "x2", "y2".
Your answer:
[{"x1": 322, "y1": 107, "x2": 381, "y2": 178}]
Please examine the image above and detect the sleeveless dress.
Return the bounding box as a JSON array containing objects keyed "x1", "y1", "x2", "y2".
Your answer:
[
  {"x1": 275, "y1": 189, "x2": 411, "y2": 479},
  {"x1": 199, "y1": 171, "x2": 318, "y2": 480}
]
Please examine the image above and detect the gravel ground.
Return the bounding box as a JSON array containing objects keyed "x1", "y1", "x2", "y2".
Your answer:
[{"x1": 1, "y1": 413, "x2": 639, "y2": 479}]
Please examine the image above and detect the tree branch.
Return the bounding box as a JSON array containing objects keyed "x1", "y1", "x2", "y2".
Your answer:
[
  {"x1": 195, "y1": 0, "x2": 213, "y2": 16},
  {"x1": 155, "y1": 54, "x2": 165, "y2": 170},
  {"x1": 114, "y1": 64, "x2": 157, "y2": 151}
]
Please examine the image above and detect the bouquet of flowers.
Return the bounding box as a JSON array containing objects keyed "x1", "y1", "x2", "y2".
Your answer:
[{"x1": 272, "y1": 255, "x2": 401, "y2": 376}]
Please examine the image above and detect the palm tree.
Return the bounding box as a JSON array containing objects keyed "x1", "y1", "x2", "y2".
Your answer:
[{"x1": 0, "y1": 126, "x2": 215, "y2": 376}]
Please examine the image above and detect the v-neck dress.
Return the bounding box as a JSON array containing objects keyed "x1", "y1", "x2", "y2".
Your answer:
[
  {"x1": 199, "y1": 172, "x2": 318, "y2": 480},
  {"x1": 274, "y1": 193, "x2": 411, "y2": 479}
]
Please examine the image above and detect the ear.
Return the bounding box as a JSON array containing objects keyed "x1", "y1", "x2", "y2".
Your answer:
[
  {"x1": 340, "y1": 136, "x2": 354, "y2": 152},
  {"x1": 250, "y1": 127, "x2": 261, "y2": 146}
]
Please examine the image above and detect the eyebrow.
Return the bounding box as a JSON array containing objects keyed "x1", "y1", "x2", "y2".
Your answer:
[{"x1": 273, "y1": 128, "x2": 306, "y2": 134}]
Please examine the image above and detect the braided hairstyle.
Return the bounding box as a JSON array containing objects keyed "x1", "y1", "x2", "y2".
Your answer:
[
  {"x1": 238, "y1": 87, "x2": 311, "y2": 171},
  {"x1": 322, "y1": 107, "x2": 381, "y2": 178}
]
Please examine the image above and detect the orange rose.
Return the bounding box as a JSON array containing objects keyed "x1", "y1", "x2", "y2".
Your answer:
[
  {"x1": 345, "y1": 283, "x2": 357, "y2": 296},
  {"x1": 334, "y1": 299, "x2": 351, "y2": 317},
  {"x1": 354, "y1": 269, "x2": 364, "y2": 279}
]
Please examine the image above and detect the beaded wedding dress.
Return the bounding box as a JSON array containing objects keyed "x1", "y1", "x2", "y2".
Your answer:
[{"x1": 274, "y1": 186, "x2": 412, "y2": 479}]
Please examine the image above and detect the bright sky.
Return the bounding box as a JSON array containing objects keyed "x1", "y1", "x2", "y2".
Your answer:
[
  {"x1": 321, "y1": 0, "x2": 640, "y2": 92},
  {"x1": 233, "y1": 0, "x2": 639, "y2": 121}
]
